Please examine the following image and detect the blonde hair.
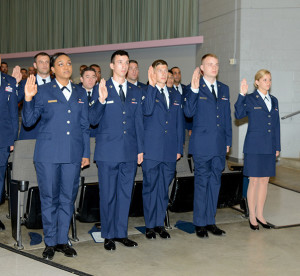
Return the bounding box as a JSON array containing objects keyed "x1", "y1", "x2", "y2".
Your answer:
[
  {"x1": 201, "y1": 53, "x2": 218, "y2": 64},
  {"x1": 254, "y1": 69, "x2": 271, "y2": 88}
]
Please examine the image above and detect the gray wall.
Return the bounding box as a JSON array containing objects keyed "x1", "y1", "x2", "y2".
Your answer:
[
  {"x1": 4, "y1": 45, "x2": 196, "y2": 85},
  {"x1": 240, "y1": 0, "x2": 300, "y2": 158},
  {"x1": 197, "y1": 0, "x2": 300, "y2": 160},
  {"x1": 197, "y1": 0, "x2": 241, "y2": 161},
  {"x1": 5, "y1": 0, "x2": 300, "y2": 159}
]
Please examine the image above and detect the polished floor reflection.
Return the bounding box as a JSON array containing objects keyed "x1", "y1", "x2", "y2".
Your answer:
[{"x1": 1, "y1": 183, "x2": 300, "y2": 276}]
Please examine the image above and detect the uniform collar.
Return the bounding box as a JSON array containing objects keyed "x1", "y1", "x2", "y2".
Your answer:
[
  {"x1": 56, "y1": 79, "x2": 72, "y2": 92},
  {"x1": 36, "y1": 74, "x2": 51, "y2": 85},
  {"x1": 111, "y1": 77, "x2": 127, "y2": 95},
  {"x1": 203, "y1": 77, "x2": 217, "y2": 92},
  {"x1": 257, "y1": 89, "x2": 271, "y2": 101}
]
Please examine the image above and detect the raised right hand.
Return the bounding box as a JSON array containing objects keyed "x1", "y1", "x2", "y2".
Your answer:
[
  {"x1": 12, "y1": 66, "x2": 22, "y2": 84},
  {"x1": 240, "y1": 78, "x2": 248, "y2": 95},
  {"x1": 191, "y1": 67, "x2": 201, "y2": 89},
  {"x1": 98, "y1": 78, "x2": 108, "y2": 103},
  {"x1": 148, "y1": 66, "x2": 156, "y2": 87},
  {"x1": 24, "y1": 74, "x2": 37, "y2": 101}
]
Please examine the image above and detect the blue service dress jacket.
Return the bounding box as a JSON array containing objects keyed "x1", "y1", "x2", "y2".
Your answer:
[
  {"x1": 136, "y1": 81, "x2": 147, "y2": 90},
  {"x1": 89, "y1": 78, "x2": 144, "y2": 162},
  {"x1": 18, "y1": 78, "x2": 40, "y2": 140},
  {"x1": 184, "y1": 78, "x2": 232, "y2": 156},
  {"x1": 88, "y1": 85, "x2": 100, "y2": 137},
  {"x1": 143, "y1": 85, "x2": 184, "y2": 162},
  {"x1": 234, "y1": 90, "x2": 281, "y2": 154},
  {"x1": 22, "y1": 80, "x2": 90, "y2": 163},
  {"x1": 0, "y1": 73, "x2": 19, "y2": 163}
]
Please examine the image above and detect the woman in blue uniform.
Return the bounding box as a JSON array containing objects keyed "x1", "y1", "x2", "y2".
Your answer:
[
  {"x1": 235, "y1": 69, "x2": 280, "y2": 230},
  {"x1": 23, "y1": 53, "x2": 90, "y2": 259}
]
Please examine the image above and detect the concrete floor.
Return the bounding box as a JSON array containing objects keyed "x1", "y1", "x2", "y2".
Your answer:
[{"x1": 1, "y1": 182, "x2": 300, "y2": 275}]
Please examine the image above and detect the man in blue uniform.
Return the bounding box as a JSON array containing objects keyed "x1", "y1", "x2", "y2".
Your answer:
[
  {"x1": 0, "y1": 56, "x2": 19, "y2": 230},
  {"x1": 127, "y1": 60, "x2": 147, "y2": 89},
  {"x1": 18, "y1": 52, "x2": 51, "y2": 140},
  {"x1": 89, "y1": 50, "x2": 144, "y2": 251},
  {"x1": 79, "y1": 66, "x2": 99, "y2": 137},
  {"x1": 142, "y1": 60, "x2": 183, "y2": 239},
  {"x1": 184, "y1": 54, "x2": 232, "y2": 238},
  {"x1": 23, "y1": 53, "x2": 90, "y2": 260}
]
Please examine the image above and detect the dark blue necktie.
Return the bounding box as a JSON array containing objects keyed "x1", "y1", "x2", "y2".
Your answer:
[
  {"x1": 161, "y1": 88, "x2": 168, "y2": 108},
  {"x1": 211, "y1": 84, "x2": 217, "y2": 102},
  {"x1": 119, "y1": 85, "x2": 125, "y2": 104}
]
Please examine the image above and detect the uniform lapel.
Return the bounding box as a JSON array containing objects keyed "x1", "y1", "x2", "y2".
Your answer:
[
  {"x1": 68, "y1": 84, "x2": 79, "y2": 104},
  {"x1": 52, "y1": 80, "x2": 68, "y2": 103},
  {"x1": 125, "y1": 83, "x2": 133, "y2": 105},
  {"x1": 270, "y1": 95, "x2": 277, "y2": 113},
  {"x1": 199, "y1": 78, "x2": 215, "y2": 101},
  {"x1": 217, "y1": 82, "x2": 222, "y2": 101},
  {"x1": 0, "y1": 75, "x2": 8, "y2": 91},
  {"x1": 254, "y1": 90, "x2": 269, "y2": 113},
  {"x1": 168, "y1": 88, "x2": 175, "y2": 109},
  {"x1": 156, "y1": 87, "x2": 168, "y2": 111},
  {"x1": 107, "y1": 78, "x2": 122, "y2": 107}
]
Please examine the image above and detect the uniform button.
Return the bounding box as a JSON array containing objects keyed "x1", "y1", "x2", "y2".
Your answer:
[
  {"x1": 165, "y1": 130, "x2": 167, "y2": 134},
  {"x1": 244, "y1": 104, "x2": 246, "y2": 106},
  {"x1": 123, "y1": 111, "x2": 126, "y2": 114},
  {"x1": 67, "y1": 132, "x2": 70, "y2": 135},
  {"x1": 268, "y1": 122, "x2": 271, "y2": 125},
  {"x1": 166, "y1": 121, "x2": 168, "y2": 124},
  {"x1": 124, "y1": 131, "x2": 126, "y2": 134},
  {"x1": 217, "y1": 115, "x2": 219, "y2": 118},
  {"x1": 123, "y1": 121, "x2": 126, "y2": 124},
  {"x1": 217, "y1": 107, "x2": 219, "y2": 109},
  {"x1": 268, "y1": 115, "x2": 271, "y2": 118},
  {"x1": 68, "y1": 110, "x2": 71, "y2": 113},
  {"x1": 217, "y1": 124, "x2": 220, "y2": 127},
  {"x1": 268, "y1": 130, "x2": 271, "y2": 132},
  {"x1": 67, "y1": 121, "x2": 70, "y2": 124}
]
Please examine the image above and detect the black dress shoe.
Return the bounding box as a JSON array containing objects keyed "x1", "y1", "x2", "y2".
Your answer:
[
  {"x1": 154, "y1": 226, "x2": 170, "y2": 239},
  {"x1": 114, "y1": 238, "x2": 138, "y2": 247},
  {"x1": 195, "y1": 226, "x2": 208, "y2": 238},
  {"x1": 145, "y1": 228, "x2": 156, "y2": 239},
  {"x1": 206, "y1": 224, "x2": 226, "y2": 236},
  {"x1": 104, "y1": 239, "x2": 116, "y2": 251},
  {"x1": 0, "y1": 220, "x2": 5, "y2": 231},
  {"x1": 42, "y1": 245, "x2": 55, "y2": 260},
  {"x1": 256, "y1": 218, "x2": 273, "y2": 229},
  {"x1": 249, "y1": 220, "x2": 259, "y2": 230},
  {"x1": 55, "y1": 244, "x2": 77, "y2": 257}
]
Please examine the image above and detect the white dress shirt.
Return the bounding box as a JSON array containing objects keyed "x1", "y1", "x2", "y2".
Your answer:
[
  {"x1": 112, "y1": 77, "x2": 127, "y2": 97},
  {"x1": 257, "y1": 89, "x2": 272, "y2": 112},
  {"x1": 36, "y1": 74, "x2": 51, "y2": 86},
  {"x1": 56, "y1": 80, "x2": 72, "y2": 101},
  {"x1": 156, "y1": 84, "x2": 169, "y2": 108}
]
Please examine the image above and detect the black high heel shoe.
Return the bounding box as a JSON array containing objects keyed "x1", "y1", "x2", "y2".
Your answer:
[
  {"x1": 249, "y1": 220, "x2": 259, "y2": 230},
  {"x1": 256, "y1": 218, "x2": 273, "y2": 229}
]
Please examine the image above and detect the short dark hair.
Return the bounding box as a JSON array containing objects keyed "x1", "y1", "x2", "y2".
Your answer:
[
  {"x1": 152, "y1": 59, "x2": 168, "y2": 69},
  {"x1": 21, "y1": 68, "x2": 27, "y2": 72},
  {"x1": 170, "y1": 66, "x2": 179, "y2": 73},
  {"x1": 34, "y1": 52, "x2": 50, "y2": 63},
  {"x1": 81, "y1": 66, "x2": 96, "y2": 77},
  {"x1": 168, "y1": 69, "x2": 173, "y2": 74},
  {"x1": 129, "y1": 60, "x2": 138, "y2": 65},
  {"x1": 90, "y1": 64, "x2": 100, "y2": 69},
  {"x1": 111, "y1": 50, "x2": 129, "y2": 63},
  {"x1": 50, "y1": 52, "x2": 70, "y2": 67},
  {"x1": 1, "y1": 61, "x2": 8, "y2": 66}
]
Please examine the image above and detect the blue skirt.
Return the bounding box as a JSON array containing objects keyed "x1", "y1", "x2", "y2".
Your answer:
[{"x1": 243, "y1": 154, "x2": 276, "y2": 177}]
